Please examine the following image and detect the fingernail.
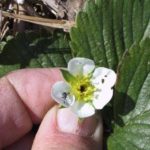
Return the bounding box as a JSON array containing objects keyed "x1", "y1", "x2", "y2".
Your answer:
[{"x1": 57, "y1": 108, "x2": 98, "y2": 137}]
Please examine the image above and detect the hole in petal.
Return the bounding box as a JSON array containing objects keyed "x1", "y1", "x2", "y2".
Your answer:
[
  {"x1": 61, "y1": 92, "x2": 75, "y2": 106},
  {"x1": 62, "y1": 92, "x2": 68, "y2": 99},
  {"x1": 101, "y1": 79, "x2": 105, "y2": 83}
]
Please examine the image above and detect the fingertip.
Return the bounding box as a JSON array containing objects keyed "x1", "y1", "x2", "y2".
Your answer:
[{"x1": 32, "y1": 106, "x2": 102, "y2": 150}]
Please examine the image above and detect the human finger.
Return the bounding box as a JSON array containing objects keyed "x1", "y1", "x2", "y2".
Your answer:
[
  {"x1": 32, "y1": 106, "x2": 103, "y2": 150},
  {"x1": 4, "y1": 132, "x2": 34, "y2": 150},
  {"x1": 0, "y1": 68, "x2": 62, "y2": 148}
]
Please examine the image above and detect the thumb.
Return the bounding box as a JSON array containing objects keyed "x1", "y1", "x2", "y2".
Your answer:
[{"x1": 32, "y1": 106, "x2": 103, "y2": 150}]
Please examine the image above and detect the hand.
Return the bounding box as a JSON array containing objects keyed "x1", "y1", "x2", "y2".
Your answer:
[{"x1": 0, "y1": 68, "x2": 102, "y2": 150}]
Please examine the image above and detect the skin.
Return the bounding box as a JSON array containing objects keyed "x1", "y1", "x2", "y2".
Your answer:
[{"x1": 0, "y1": 68, "x2": 102, "y2": 150}]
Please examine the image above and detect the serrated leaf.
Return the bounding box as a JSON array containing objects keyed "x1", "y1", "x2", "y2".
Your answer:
[
  {"x1": 0, "y1": 31, "x2": 72, "y2": 77},
  {"x1": 114, "y1": 39, "x2": 150, "y2": 120},
  {"x1": 69, "y1": 1, "x2": 150, "y2": 148},
  {"x1": 70, "y1": 0, "x2": 150, "y2": 70},
  {"x1": 108, "y1": 39, "x2": 150, "y2": 149}
]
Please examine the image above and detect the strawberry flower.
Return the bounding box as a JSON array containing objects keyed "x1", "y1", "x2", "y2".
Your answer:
[{"x1": 51, "y1": 57, "x2": 117, "y2": 118}]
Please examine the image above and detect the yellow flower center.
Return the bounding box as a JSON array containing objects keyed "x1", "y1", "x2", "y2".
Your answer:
[{"x1": 70, "y1": 75, "x2": 96, "y2": 102}]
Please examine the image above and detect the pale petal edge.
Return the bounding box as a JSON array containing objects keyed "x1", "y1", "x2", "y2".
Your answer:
[
  {"x1": 51, "y1": 81, "x2": 75, "y2": 107},
  {"x1": 92, "y1": 67, "x2": 117, "y2": 87},
  {"x1": 93, "y1": 88, "x2": 113, "y2": 109},
  {"x1": 71, "y1": 102, "x2": 95, "y2": 118},
  {"x1": 68, "y1": 57, "x2": 95, "y2": 76}
]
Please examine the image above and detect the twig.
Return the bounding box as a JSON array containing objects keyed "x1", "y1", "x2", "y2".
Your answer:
[{"x1": 2, "y1": 11, "x2": 75, "y2": 31}]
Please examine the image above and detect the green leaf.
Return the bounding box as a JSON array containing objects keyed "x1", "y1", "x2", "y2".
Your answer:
[
  {"x1": 108, "y1": 39, "x2": 150, "y2": 149},
  {"x1": 0, "y1": 31, "x2": 72, "y2": 77},
  {"x1": 114, "y1": 39, "x2": 150, "y2": 120},
  {"x1": 69, "y1": 1, "x2": 150, "y2": 148},
  {"x1": 70, "y1": 0, "x2": 150, "y2": 70},
  {"x1": 60, "y1": 69, "x2": 76, "y2": 83}
]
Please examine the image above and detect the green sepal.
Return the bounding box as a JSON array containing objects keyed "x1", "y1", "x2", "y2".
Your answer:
[
  {"x1": 60, "y1": 68, "x2": 76, "y2": 83},
  {"x1": 59, "y1": 105, "x2": 66, "y2": 109},
  {"x1": 78, "y1": 118, "x2": 85, "y2": 124}
]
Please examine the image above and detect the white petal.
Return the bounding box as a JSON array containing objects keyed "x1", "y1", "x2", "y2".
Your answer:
[
  {"x1": 93, "y1": 88, "x2": 113, "y2": 109},
  {"x1": 83, "y1": 64, "x2": 95, "y2": 76},
  {"x1": 92, "y1": 67, "x2": 117, "y2": 88},
  {"x1": 51, "y1": 81, "x2": 75, "y2": 107},
  {"x1": 68, "y1": 57, "x2": 95, "y2": 76},
  {"x1": 71, "y1": 102, "x2": 95, "y2": 118}
]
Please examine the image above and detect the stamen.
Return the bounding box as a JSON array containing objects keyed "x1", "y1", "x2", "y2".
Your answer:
[{"x1": 71, "y1": 75, "x2": 95, "y2": 102}]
